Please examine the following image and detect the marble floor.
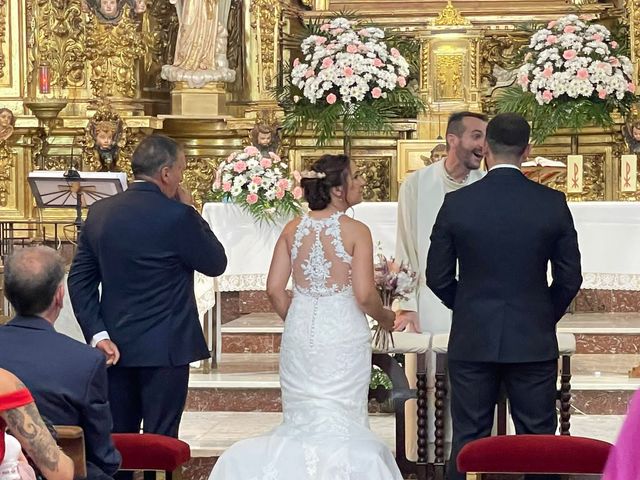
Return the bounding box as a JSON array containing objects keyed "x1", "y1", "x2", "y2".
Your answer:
[{"x1": 180, "y1": 411, "x2": 625, "y2": 458}]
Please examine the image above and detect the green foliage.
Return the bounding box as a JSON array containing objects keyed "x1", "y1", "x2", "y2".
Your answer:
[{"x1": 370, "y1": 366, "x2": 392, "y2": 390}]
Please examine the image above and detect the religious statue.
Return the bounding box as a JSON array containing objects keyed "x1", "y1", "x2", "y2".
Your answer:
[
  {"x1": 622, "y1": 118, "x2": 640, "y2": 154},
  {"x1": 250, "y1": 122, "x2": 280, "y2": 157},
  {"x1": 0, "y1": 108, "x2": 15, "y2": 143},
  {"x1": 83, "y1": 103, "x2": 126, "y2": 172},
  {"x1": 420, "y1": 143, "x2": 446, "y2": 166},
  {"x1": 82, "y1": 0, "x2": 146, "y2": 24},
  {"x1": 161, "y1": 0, "x2": 235, "y2": 88}
]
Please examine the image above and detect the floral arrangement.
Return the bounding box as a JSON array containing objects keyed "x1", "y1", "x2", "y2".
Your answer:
[
  {"x1": 371, "y1": 252, "x2": 418, "y2": 351},
  {"x1": 277, "y1": 16, "x2": 424, "y2": 149},
  {"x1": 497, "y1": 14, "x2": 636, "y2": 144},
  {"x1": 211, "y1": 146, "x2": 303, "y2": 223}
]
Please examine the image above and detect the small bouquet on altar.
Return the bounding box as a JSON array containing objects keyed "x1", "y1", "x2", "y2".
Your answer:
[
  {"x1": 211, "y1": 146, "x2": 304, "y2": 223},
  {"x1": 371, "y1": 252, "x2": 418, "y2": 351}
]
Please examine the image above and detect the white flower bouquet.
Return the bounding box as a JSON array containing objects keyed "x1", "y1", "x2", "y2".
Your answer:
[
  {"x1": 211, "y1": 146, "x2": 303, "y2": 223},
  {"x1": 498, "y1": 14, "x2": 637, "y2": 143}
]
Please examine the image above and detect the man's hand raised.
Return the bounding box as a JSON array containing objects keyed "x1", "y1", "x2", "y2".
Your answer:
[{"x1": 96, "y1": 339, "x2": 120, "y2": 366}]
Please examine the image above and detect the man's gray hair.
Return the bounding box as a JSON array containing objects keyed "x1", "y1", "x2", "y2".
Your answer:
[
  {"x1": 131, "y1": 134, "x2": 182, "y2": 178},
  {"x1": 4, "y1": 246, "x2": 65, "y2": 316}
]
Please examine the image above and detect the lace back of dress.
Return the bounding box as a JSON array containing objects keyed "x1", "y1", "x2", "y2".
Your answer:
[{"x1": 290, "y1": 213, "x2": 352, "y2": 297}]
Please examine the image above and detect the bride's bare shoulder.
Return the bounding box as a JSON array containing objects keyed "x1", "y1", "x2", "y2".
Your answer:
[{"x1": 339, "y1": 215, "x2": 372, "y2": 239}]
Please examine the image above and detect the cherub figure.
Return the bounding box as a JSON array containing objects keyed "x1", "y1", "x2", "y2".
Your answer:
[
  {"x1": 91, "y1": 119, "x2": 123, "y2": 171},
  {"x1": 82, "y1": 0, "x2": 145, "y2": 23},
  {"x1": 250, "y1": 122, "x2": 281, "y2": 158},
  {"x1": 0, "y1": 108, "x2": 15, "y2": 143},
  {"x1": 420, "y1": 143, "x2": 446, "y2": 166}
]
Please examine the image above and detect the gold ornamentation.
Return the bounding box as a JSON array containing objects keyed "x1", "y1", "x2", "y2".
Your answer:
[
  {"x1": 435, "y1": 54, "x2": 463, "y2": 100},
  {"x1": 479, "y1": 34, "x2": 528, "y2": 90},
  {"x1": 250, "y1": 0, "x2": 279, "y2": 94},
  {"x1": 141, "y1": 0, "x2": 178, "y2": 90},
  {"x1": 33, "y1": 0, "x2": 85, "y2": 88},
  {"x1": 535, "y1": 154, "x2": 605, "y2": 200},
  {"x1": 420, "y1": 39, "x2": 430, "y2": 94},
  {"x1": 432, "y1": 0, "x2": 471, "y2": 27},
  {"x1": 0, "y1": 0, "x2": 7, "y2": 79},
  {"x1": 84, "y1": 6, "x2": 146, "y2": 98},
  {"x1": 81, "y1": 100, "x2": 127, "y2": 172},
  {"x1": 627, "y1": 0, "x2": 640, "y2": 85},
  {"x1": 183, "y1": 156, "x2": 218, "y2": 211},
  {"x1": 0, "y1": 141, "x2": 12, "y2": 207}
]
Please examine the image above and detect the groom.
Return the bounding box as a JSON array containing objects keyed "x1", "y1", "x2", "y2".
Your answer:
[{"x1": 426, "y1": 112, "x2": 582, "y2": 480}]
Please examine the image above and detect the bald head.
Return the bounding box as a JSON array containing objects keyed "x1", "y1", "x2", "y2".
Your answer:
[{"x1": 4, "y1": 246, "x2": 65, "y2": 316}]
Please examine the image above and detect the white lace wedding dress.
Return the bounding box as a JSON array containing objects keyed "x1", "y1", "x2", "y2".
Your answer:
[{"x1": 209, "y1": 212, "x2": 403, "y2": 480}]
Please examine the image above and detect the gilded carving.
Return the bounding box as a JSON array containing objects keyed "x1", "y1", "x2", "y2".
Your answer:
[
  {"x1": 626, "y1": 0, "x2": 640, "y2": 85},
  {"x1": 0, "y1": 0, "x2": 7, "y2": 79},
  {"x1": 420, "y1": 39, "x2": 430, "y2": 94},
  {"x1": 435, "y1": 54, "x2": 463, "y2": 100},
  {"x1": 141, "y1": 0, "x2": 179, "y2": 90},
  {"x1": 0, "y1": 142, "x2": 12, "y2": 207},
  {"x1": 479, "y1": 34, "x2": 528, "y2": 91},
  {"x1": 84, "y1": 6, "x2": 146, "y2": 98},
  {"x1": 82, "y1": 101, "x2": 127, "y2": 172},
  {"x1": 537, "y1": 154, "x2": 606, "y2": 200},
  {"x1": 184, "y1": 156, "x2": 218, "y2": 211},
  {"x1": 250, "y1": 0, "x2": 279, "y2": 93},
  {"x1": 432, "y1": 0, "x2": 471, "y2": 27},
  {"x1": 34, "y1": 0, "x2": 85, "y2": 88}
]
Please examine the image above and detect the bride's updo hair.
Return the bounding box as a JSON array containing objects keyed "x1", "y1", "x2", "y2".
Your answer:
[{"x1": 301, "y1": 154, "x2": 351, "y2": 211}]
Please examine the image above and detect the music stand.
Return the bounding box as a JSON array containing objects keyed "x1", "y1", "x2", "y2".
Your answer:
[{"x1": 28, "y1": 170, "x2": 128, "y2": 229}]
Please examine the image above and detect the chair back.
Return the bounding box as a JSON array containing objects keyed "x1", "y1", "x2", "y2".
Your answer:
[{"x1": 54, "y1": 425, "x2": 87, "y2": 479}]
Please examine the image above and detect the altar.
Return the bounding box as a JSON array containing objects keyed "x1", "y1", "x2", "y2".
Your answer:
[{"x1": 197, "y1": 201, "x2": 640, "y2": 361}]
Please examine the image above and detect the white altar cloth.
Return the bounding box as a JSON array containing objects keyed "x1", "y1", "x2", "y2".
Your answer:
[{"x1": 196, "y1": 201, "x2": 640, "y2": 315}]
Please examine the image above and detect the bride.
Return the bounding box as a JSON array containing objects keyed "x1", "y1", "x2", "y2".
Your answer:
[{"x1": 209, "y1": 154, "x2": 402, "y2": 479}]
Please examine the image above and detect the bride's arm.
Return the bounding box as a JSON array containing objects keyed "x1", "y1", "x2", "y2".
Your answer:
[
  {"x1": 266, "y1": 232, "x2": 292, "y2": 320},
  {"x1": 351, "y1": 223, "x2": 395, "y2": 331}
]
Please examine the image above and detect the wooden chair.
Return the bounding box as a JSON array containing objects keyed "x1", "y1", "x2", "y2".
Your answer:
[
  {"x1": 457, "y1": 434, "x2": 611, "y2": 479},
  {"x1": 54, "y1": 425, "x2": 87, "y2": 479}
]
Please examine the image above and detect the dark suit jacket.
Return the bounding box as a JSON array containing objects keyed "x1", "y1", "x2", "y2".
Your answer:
[
  {"x1": 0, "y1": 316, "x2": 121, "y2": 479},
  {"x1": 68, "y1": 181, "x2": 227, "y2": 367},
  {"x1": 426, "y1": 167, "x2": 582, "y2": 363}
]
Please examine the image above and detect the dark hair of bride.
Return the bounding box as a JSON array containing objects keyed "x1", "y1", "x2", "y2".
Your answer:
[{"x1": 301, "y1": 154, "x2": 351, "y2": 211}]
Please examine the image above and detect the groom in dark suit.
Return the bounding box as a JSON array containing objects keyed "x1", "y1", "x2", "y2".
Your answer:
[
  {"x1": 0, "y1": 246, "x2": 121, "y2": 479},
  {"x1": 426, "y1": 113, "x2": 582, "y2": 480},
  {"x1": 69, "y1": 134, "x2": 227, "y2": 439}
]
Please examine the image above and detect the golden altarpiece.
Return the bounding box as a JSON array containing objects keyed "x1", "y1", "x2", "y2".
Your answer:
[{"x1": 0, "y1": 0, "x2": 639, "y2": 228}]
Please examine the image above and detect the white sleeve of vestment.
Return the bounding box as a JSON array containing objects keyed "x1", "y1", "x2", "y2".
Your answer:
[
  {"x1": 90, "y1": 331, "x2": 111, "y2": 348},
  {"x1": 394, "y1": 174, "x2": 419, "y2": 312}
]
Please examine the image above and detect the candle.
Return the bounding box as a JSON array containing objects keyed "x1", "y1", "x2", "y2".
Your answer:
[{"x1": 39, "y1": 63, "x2": 50, "y2": 94}]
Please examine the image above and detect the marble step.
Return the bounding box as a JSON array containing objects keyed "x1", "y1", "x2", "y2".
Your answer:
[
  {"x1": 221, "y1": 312, "x2": 640, "y2": 354},
  {"x1": 186, "y1": 353, "x2": 640, "y2": 415}
]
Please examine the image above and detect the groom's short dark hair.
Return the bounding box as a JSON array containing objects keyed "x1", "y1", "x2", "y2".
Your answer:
[{"x1": 486, "y1": 113, "x2": 530, "y2": 159}]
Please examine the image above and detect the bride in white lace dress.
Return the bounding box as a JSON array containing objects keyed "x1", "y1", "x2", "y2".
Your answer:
[{"x1": 209, "y1": 154, "x2": 402, "y2": 479}]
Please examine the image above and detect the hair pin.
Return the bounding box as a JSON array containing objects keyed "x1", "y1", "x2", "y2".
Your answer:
[{"x1": 300, "y1": 170, "x2": 326, "y2": 179}]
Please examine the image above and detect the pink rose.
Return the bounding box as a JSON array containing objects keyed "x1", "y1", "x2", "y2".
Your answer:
[
  {"x1": 542, "y1": 66, "x2": 553, "y2": 78},
  {"x1": 576, "y1": 68, "x2": 589, "y2": 80},
  {"x1": 358, "y1": 29, "x2": 369, "y2": 36},
  {"x1": 343, "y1": 66, "x2": 354, "y2": 76},
  {"x1": 275, "y1": 188, "x2": 285, "y2": 200},
  {"x1": 563, "y1": 49, "x2": 577, "y2": 60},
  {"x1": 246, "y1": 193, "x2": 258, "y2": 205},
  {"x1": 268, "y1": 152, "x2": 281, "y2": 162},
  {"x1": 331, "y1": 28, "x2": 344, "y2": 35},
  {"x1": 598, "y1": 89, "x2": 607, "y2": 99},
  {"x1": 358, "y1": 44, "x2": 369, "y2": 53},
  {"x1": 629, "y1": 82, "x2": 636, "y2": 93},
  {"x1": 611, "y1": 40, "x2": 619, "y2": 49},
  {"x1": 326, "y1": 93, "x2": 337, "y2": 104},
  {"x1": 233, "y1": 161, "x2": 247, "y2": 173},
  {"x1": 315, "y1": 37, "x2": 327, "y2": 46},
  {"x1": 260, "y1": 158, "x2": 272, "y2": 168},
  {"x1": 346, "y1": 44, "x2": 358, "y2": 54},
  {"x1": 547, "y1": 20, "x2": 557, "y2": 28},
  {"x1": 397, "y1": 76, "x2": 406, "y2": 87},
  {"x1": 609, "y1": 57, "x2": 621, "y2": 67},
  {"x1": 564, "y1": 25, "x2": 576, "y2": 34},
  {"x1": 390, "y1": 47, "x2": 400, "y2": 57},
  {"x1": 517, "y1": 74, "x2": 530, "y2": 87},
  {"x1": 320, "y1": 24, "x2": 330, "y2": 32},
  {"x1": 252, "y1": 176, "x2": 263, "y2": 185},
  {"x1": 222, "y1": 182, "x2": 232, "y2": 192},
  {"x1": 305, "y1": 69, "x2": 315, "y2": 78},
  {"x1": 373, "y1": 58, "x2": 384, "y2": 67},
  {"x1": 277, "y1": 179, "x2": 290, "y2": 190},
  {"x1": 542, "y1": 90, "x2": 553, "y2": 103},
  {"x1": 244, "y1": 146, "x2": 260, "y2": 156},
  {"x1": 592, "y1": 34, "x2": 603, "y2": 42},
  {"x1": 293, "y1": 170, "x2": 302, "y2": 182},
  {"x1": 371, "y1": 87, "x2": 382, "y2": 98},
  {"x1": 292, "y1": 186, "x2": 303, "y2": 199},
  {"x1": 322, "y1": 57, "x2": 333, "y2": 69},
  {"x1": 546, "y1": 35, "x2": 558, "y2": 45},
  {"x1": 293, "y1": 58, "x2": 300, "y2": 67}
]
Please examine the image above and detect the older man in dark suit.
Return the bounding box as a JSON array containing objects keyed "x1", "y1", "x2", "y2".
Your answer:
[
  {"x1": 0, "y1": 246, "x2": 121, "y2": 479},
  {"x1": 69, "y1": 134, "x2": 227, "y2": 439},
  {"x1": 426, "y1": 113, "x2": 583, "y2": 480}
]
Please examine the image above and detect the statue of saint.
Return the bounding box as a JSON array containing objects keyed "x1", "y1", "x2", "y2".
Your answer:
[
  {"x1": 250, "y1": 122, "x2": 280, "y2": 157},
  {"x1": 161, "y1": 0, "x2": 235, "y2": 88},
  {"x1": 82, "y1": 0, "x2": 145, "y2": 24},
  {"x1": 623, "y1": 119, "x2": 640, "y2": 154},
  {"x1": 88, "y1": 118, "x2": 124, "y2": 172},
  {"x1": 0, "y1": 108, "x2": 15, "y2": 143}
]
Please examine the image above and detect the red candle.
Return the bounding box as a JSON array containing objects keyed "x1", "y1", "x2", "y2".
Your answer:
[{"x1": 39, "y1": 63, "x2": 50, "y2": 94}]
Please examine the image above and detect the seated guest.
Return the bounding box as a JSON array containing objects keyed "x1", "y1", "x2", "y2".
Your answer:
[
  {"x1": 0, "y1": 368, "x2": 74, "y2": 480},
  {"x1": 0, "y1": 247, "x2": 121, "y2": 480},
  {"x1": 603, "y1": 388, "x2": 640, "y2": 480}
]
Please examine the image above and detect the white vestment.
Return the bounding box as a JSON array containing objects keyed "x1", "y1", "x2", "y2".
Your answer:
[{"x1": 395, "y1": 160, "x2": 485, "y2": 334}]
